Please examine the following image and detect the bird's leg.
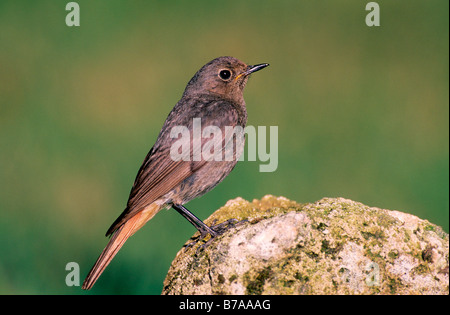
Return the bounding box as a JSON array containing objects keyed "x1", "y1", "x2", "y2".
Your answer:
[
  {"x1": 172, "y1": 204, "x2": 219, "y2": 238},
  {"x1": 172, "y1": 204, "x2": 246, "y2": 250}
]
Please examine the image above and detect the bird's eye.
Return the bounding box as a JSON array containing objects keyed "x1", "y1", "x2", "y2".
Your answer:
[{"x1": 218, "y1": 69, "x2": 232, "y2": 81}]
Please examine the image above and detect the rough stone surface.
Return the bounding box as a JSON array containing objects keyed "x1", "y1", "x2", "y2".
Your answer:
[{"x1": 162, "y1": 196, "x2": 449, "y2": 295}]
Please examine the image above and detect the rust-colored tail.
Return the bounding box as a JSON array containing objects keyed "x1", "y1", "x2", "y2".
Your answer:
[{"x1": 82, "y1": 204, "x2": 160, "y2": 290}]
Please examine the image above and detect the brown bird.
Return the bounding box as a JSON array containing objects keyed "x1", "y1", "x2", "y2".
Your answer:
[{"x1": 82, "y1": 56, "x2": 269, "y2": 290}]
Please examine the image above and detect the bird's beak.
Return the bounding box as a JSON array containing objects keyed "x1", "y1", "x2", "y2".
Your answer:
[
  {"x1": 246, "y1": 63, "x2": 270, "y2": 75},
  {"x1": 235, "y1": 63, "x2": 269, "y2": 81}
]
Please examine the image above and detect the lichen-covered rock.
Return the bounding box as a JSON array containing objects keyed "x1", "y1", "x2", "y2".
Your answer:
[{"x1": 162, "y1": 196, "x2": 449, "y2": 295}]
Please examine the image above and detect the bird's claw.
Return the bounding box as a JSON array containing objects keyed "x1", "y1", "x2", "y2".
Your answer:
[{"x1": 183, "y1": 218, "x2": 247, "y2": 254}]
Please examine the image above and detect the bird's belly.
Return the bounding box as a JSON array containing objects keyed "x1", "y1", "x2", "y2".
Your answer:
[{"x1": 168, "y1": 160, "x2": 238, "y2": 204}]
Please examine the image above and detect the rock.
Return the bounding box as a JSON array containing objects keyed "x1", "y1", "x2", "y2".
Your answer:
[{"x1": 162, "y1": 196, "x2": 449, "y2": 295}]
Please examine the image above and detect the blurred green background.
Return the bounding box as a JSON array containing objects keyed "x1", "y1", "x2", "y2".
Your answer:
[{"x1": 0, "y1": 0, "x2": 448, "y2": 294}]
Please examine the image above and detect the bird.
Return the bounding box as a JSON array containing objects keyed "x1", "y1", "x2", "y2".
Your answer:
[{"x1": 81, "y1": 56, "x2": 269, "y2": 290}]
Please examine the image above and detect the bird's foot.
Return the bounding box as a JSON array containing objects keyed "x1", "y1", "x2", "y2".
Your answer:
[{"x1": 184, "y1": 218, "x2": 247, "y2": 253}]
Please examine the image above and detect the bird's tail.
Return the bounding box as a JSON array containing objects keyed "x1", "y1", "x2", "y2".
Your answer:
[{"x1": 82, "y1": 204, "x2": 160, "y2": 290}]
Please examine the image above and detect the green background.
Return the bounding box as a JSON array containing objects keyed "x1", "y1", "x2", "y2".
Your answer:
[{"x1": 0, "y1": 0, "x2": 448, "y2": 294}]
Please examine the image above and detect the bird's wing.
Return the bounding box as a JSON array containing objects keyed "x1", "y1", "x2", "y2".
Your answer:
[{"x1": 105, "y1": 96, "x2": 242, "y2": 236}]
